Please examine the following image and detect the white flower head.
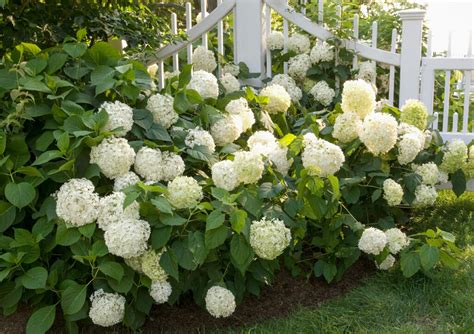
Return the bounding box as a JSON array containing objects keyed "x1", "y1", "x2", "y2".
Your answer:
[
  {"x1": 113, "y1": 171, "x2": 140, "y2": 192},
  {"x1": 310, "y1": 81, "x2": 335, "y2": 107},
  {"x1": 161, "y1": 151, "x2": 185, "y2": 182},
  {"x1": 167, "y1": 176, "x2": 203, "y2": 209},
  {"x1": 376, "y1": 254, "x2": 396, "y2": 270},
  {"x1": 147, "y1": 93, "x2": 179, "y2": 129},
  {"x1": 440, "y1": 139, "x2": 468, "y2": 173},
  {"x1": 302, "y1": 137, "x2": 345, "y2": 177},
  {"x1": 250, "y1": 217, "x2": 291, "y2": 260},
  {"x1": 268, "y1": 145, "x2": 293, "y2": 175},
  {"x1": 412, "y1": 184, "x2": 438, "y2": 207},
  {"x1": 225, "y1": 98, "x2": 255, "y2": 132},
  {"x1": 233, "y1": 150, "x2": 265, "y2": 184},
  {"x1": 90, "y1": 137, "x2": 136, "y2": 179},
  {"x1": 310, "y1": 42, "x2": 334, "y2": 63},
  {"x1": 267, "y1": 31, "x2": 285, "y2": 50},
  {"x1": 192, "y1": 45, "x2": 217, "y2": 73},
  {"x1": 100, "y1": 101, "x2": 134, "y2": 136},
  {"x1": 185, "y1": 127, "x2": 216, "y2": 153},
  {"x1": 222, "y1": 63, "x2": 240, "y2": 77},
  {"x1": 104, "y1": 218, "x2": 150, "y2": 259},
  {"x1": 412, "y1": 162, "x2": 439, "y2": 185},
  {"x1": 134, "y1": 147, "x2": 163, "y2": 182},
  {"x1": 210, "y1": 115, "x2": 243, "y2": 146},
  {"x1": 97, "y1": 192, "x2": 140, "y2": 231},
  {"x1": 288, "y1": 54, "x2": 311, "y2": 81},
  {"x1": 211, "y1": 160, "x2": 240, "y2": 191},
  {"x1": 150, "y1": 280, "x2": 172, "y2": 304},
  {"x1": 188, "y1": 70, "x2": 219, "y2": 99},
  {"x1": 398, "y1": 133, "x2": 423, "y2": 165},
  {"x1": 383, "y1": 179, "x2": 404, "y2": 206},
  {"x1": 385, "y1": 228, "x2": 409, "y2": 254},
  {"x1": 341, "y1": 79, "x2": 376, "y2": 119},
  {"x1": 259, "y1": 84, "x2": 291, "y2": 114},
  {"x1": 332, "y1": 112, "x2": 362, "y2": 143},
  {"x1": 247, "y1": 131, "x2": 277, "y2": 157},
  {"x1": 205, "y1": 286, "x2": 236, "y2": 318},
  {"x1": 141, "y1": 249, "x2": 168, "y2": 281},
  {"x1": 270, "y1": 74, "x2": 302, "y2": 103},
  {"x1": 358, "y1": 227, "x2": 387, "y2": 255},
  {"x1": 360, "y1": 112, "x2": 398, "y2": 155},
  {"x1": 357, "y1": 61, "x2": 376, "y2": 82},
  {"x1": 89, "y1": 290, "x2": 125, "y2": 327},
  {"x1": 287, "y1": 33, "x2": 311, "y2": 54},
  {"x1": 220, "y1": 73, "x2": 240, "y2": 94}
]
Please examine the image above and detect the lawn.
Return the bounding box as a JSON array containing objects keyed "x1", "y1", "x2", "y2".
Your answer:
[{"x1": 218, "y1": 191, "x2": 474, "y2": 334}]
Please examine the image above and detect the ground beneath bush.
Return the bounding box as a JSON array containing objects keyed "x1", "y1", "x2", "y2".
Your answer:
[{"x1": 0, "y1": 260, "x2": 373, "y2": 333}]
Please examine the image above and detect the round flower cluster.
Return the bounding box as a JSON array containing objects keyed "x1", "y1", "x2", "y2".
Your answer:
[
  {"x1": 302, "y1": 133, "x2": 345, "y2": 177},
  {"x1": 205, "y1": 286, "x2": 236, "y2": 318},
  {"x1": 89, "y1": 290, "x2": 126, "y2": 327},
  {"x1": 377, "y1": 254, "x2": 396, "y2": 270},
  {"x1": 124, "y1": 256, "x2": 143, "y2": 273},
  {"x1": 250, "y1": 217, "x2": 291, "y2": 260},
  {"x1": 211, "y1": 160, "x2": 240, "y2": 191},
  {"x1": 383, "y1": 179, "x2": 404, "y2": 206},
  {"x1": 309, "y1": 81, "x2": 335, "y2": 107},
  {"x1": 259, "y1": 84, "x2": 291, "y2": 114},
  {"x1": 90, "y1": 137, "x2": 136, "y2": 179},
  {"x1": 192, "y1": 45, "x2": 217, "y2": 73},
  {"x1": 161, "y1": 151, "x2": 186, "y2": 182},
  {"x1": 341, "y1": 79, "x2": 376, "y2": 119},
  {"x1": 359, "y1": 112, "x2": 398, "y2": 155},
  {"x1": 412, "y1": 162, "x2": 439, "y2": 185},
  {"x1": 412, "y1": 184, "x2": 438, "y2": 207},
  {"x1": 100, "y1": 101, "x2": 134, "y2": 136},
  {"x1": 233, "y1": 150, "x2": 265, "y2": 184},
  {"x1": 188, "y1": 70, "x2": 219, "y2": 99},
  {"x1": 288, "y1": 54, "x2": 311, "y2": 81},
  {"x1": 225, "y1": 98, "x2": 255, "y2": 132},
  {"x1": 247, "y1": 131, "x2": 293, "y2": 175},
  {"x1": 270, "y1": 74, "x2": 302, "y2": 103},
  {"x1": 358, "y1": 227, "x2": 387, "y2": 255},
  {"x1": 357, "y1": 61, "x2": 376, "y2": 83},
  {"x1": 398, "y1": 122, "x2": 426, "y2": 148},
  {"x1": 400, "y1": 99, "x2": 428, "y2": 130},
  {"x1": 104, "y1": 218, "x2": 150, "y2": 258},
  {"x1": 440, "y1": 139, "x2": 468, "y2": 173},
  {"x1": 167, "y1": 176, "x2": 203, "y2": 209},
  {"x1": 210, "y1": 115, "x2": 243, "y2": 146},
  {"x1": 141, "y1": 249, "x2": 168, "y2": 281},
  {"x1": 398, "y1": 133, "x2": 423, "y2": 165},
  {"x1": 113, "y1": 171, "x2": 140, "y2": 192},
  {"x1": 267, "y1": 31, "x2": 285, "y2": 50},
  {"x1": 150, "y1": 280, "x2": 172, "y2": 304},
  {"x1": 310, "y1": 42, "x2": 334, "y2": 63},
  {"x1": 220, "y1": 73, "x2": 240, "y2": 94},
  {"x1": 55, "y1": 178, "x2": 100, "y2": 227},
  {"x1": 268, "y1": 145, "x2": 293, "y2": 175},
  {"x1": 97, "y1": 192, "x2": 140, "y2": 231},
  {"x1": 134, "y1": 147, "x2": 163, "y2": 182},
  {"x1": 385, "y1": 228, "x2": 409, "y2": 254},
  {"x1": 222, "y1": 63, "x2": 240, "y2": 77},
  {"x1": 146, "y1": 93, "x2": 179, "y2": 129},
  {"x1": 332, "y1": 112, "x2": 362, "y2": 143},
  {"x1": 287, "y1": 33, "x2": 311, "y2": 54},
  {"x1": 185, "y1": 127, "x2": 216, "y2": 153}
]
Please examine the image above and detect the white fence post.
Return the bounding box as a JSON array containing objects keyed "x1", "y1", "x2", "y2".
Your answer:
[
  {"x1": 234, "y1": 0, "x2": 265, "y2": 86},
  {"x1": 398, "y1": 9, "x2": 426, "y2": 107}
]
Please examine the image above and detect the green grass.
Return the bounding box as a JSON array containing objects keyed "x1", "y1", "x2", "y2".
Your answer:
[{"x1": 218, "y1": 191, "x2": 474, "y2": 334}]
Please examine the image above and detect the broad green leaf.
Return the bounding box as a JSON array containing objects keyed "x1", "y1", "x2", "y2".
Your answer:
[
  {"x1": 451, "y1": 169, "x2": 466, "y2": 197},
  {"x1": 25, "y1": 58, "x2": 47, "y2": 76},
  {"x1": 206, "y1": 210, "x2": 225, "y2": 230},
  {"x1": 99, "y1": 261, "x2": 124, "y2": 281},
  {"x1": 47, "y1": 53, "x2": 69, "y2": 74},
  {"x1": 32, "y1": 150, "x2": 63, "y2": 165},
  {"x1": 20, "y1": 78, "x2": 52, "y2": 93},
  {"x1": 0, "y1": 202, "x2": 16, "y2": 233},
  {"x1": 84, "y1": 42, "x2": 121, "y2": 66},
  {"x1": 20, "y1": 267, "x2": 48, "y2": 289},
  {"x1": 322, "y1": 262, "x2": 337, "y2": 283},
  {"x1": 26, "y1": 305, "x2": 56, "y2": 334},
  {"x1": 56, "y1": 223, "x2": 81, "y2": 246},
  {"x1": 151, "y1": 226, "x2": 172, "y2": 249},
  {"x1": 151, "y1": 197, "x2": 173, "y2": 214},
  {"x1": 174, "y1": 90, "x2": 191, "y2": 114},
  {"x1": 61, "y1": 283, "x2": 87, "y2": 315},
  {"x1": 400, "y1": 252, "x2": 421, "y2": 278},
  {"x1": 188, "y1": 231, "x2": 209, "y2": 265},
  {"x1": 419, "y1": 244, "x2": 439, "y2": 271},
  {"x1": 63, "y1": 43, "x2": 87, "y2": 58},
  {"x1": 160, "y1": 214, "x2": 187, "y2": 226},
  {"x1": 160, "y1": 249, "x2": 179, "y2": 281},
  {"x1": 230, "y1": 234, "x2": 254, "y2": 275},
  {"x1": 230, "y1": 209, "x2": 247, "y2": 233},
  {"x1": 178, "y1": 64, "x2": 192, "y2": 88},
  {"x1": 205, "y1": 225, "x2": 229, "y2": 249},
  {"x1": 5, "y1": 182, "x2": 36, "y2": 209},
  {"x1": 172, "y1": 239, "x2": 196, "y2": 270},
  {"x1": 0, "y1": 69, "x2": 18, "y2": 90}
]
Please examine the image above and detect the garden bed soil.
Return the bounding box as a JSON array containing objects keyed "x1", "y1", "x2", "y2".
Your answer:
[{"x1": 0, "y1": 259, "x2": 373, "y2": 333}]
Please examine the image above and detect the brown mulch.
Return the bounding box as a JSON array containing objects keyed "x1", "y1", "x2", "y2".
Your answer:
[{"x1": 0, "y1": 260, "x2": 374, "y2": 334}]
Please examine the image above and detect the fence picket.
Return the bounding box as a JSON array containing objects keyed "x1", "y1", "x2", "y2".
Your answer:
[
  {"x1": 186, "y1": 3, "x2": 193, "y2": 64},
  {"x1": 301, "y1": 0, "x2": 307, "y2": 15},
  {"x1": 353, "y1": 14, "x2": 359, "y2": 70},
  {"x1": 201, "y1": 0, "x2": 208, "y2": 49},
  {"x1": 433, "y1": 112, "x2": 439, "y2": 130},
  {"x1": 283, "y1": 0, "x2": 289, "y2": 74},
  {"x1": 217, "y1": 0, "x2": 224, "y2": 77},
  {"x1": 462, "y1": 31, "x2": 472, "y2": 133},
  {"x1": 371, "y1": 21, "x2": 378, "y2": 85},
  {"x1": 388, "y1": 28, "x2": 397, "y2": 105},
  {"x1": 452, "y1": 112, "x2": 459, "y2": 132},
  {"x1": 335, "y1": 5, "x2": 342, "y2": 92},
  {"x1": 266, "y1": 5, "x2": 272, "y2": 78},
  {"x1": 171, "y1": 13, "x2": 179, "y2": 73},
  {"x1": 426, "y1": 30, "x2": 432, "y2": 57},
  {"x1": 442, "y1": 32, "x2": 453, "y2": 132}
]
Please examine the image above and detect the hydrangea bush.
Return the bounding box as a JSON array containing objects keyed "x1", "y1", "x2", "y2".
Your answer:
[{"x1": 0, "y1": 37, "x2": 469, "y2": 333}]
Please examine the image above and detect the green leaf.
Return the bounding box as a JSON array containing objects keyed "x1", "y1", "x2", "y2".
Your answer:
[
  {"x1": 56, "y1": 223, "x2": 81, "y2": 246},
  {"x1": 230, "y1": 234, "x2": 254, "y2": 275},
  {"x1": 20, "y1": 267, "x2": 48, "y2": 289},
  {"x1": 160, "y1": 214, "x2": 187, "y2": 226},
  {"x1": 5, "y1": 182, "x2": 36, "y2": 209},
  {"x1": 90, "y1": 65, "x2": 116, "y2": 95},
  {"x1": 32, "y1": 150, "x2": 63, "y2": 165},
  {"x1": 160, "y1": 249, "x2": 179, "y2": 281},
  {"x1": 151, "y1": 226, "x2": 172, "y2": 249},
  {"x1": 20, "y1": 78, "x2": 52, "y2": 93},
  {"x1": 206, "y1": 210, "x2": 225, "y2": 230},
  {"x1": 178, "y1": 64, "x2": 192, "y2": 88},
  {"x1": 63, "y1": 43, "x2": 87, "y2": 58},
  {"x1": 26, "y1": 305, "x2": 56, "y2": 334},
  {"x1": 0, "y1": 202, "x2": 16, "y2": 233},
  {"x1": 0, "y1": 130, "x2": 6, "y2": 155},
  {"x1": 188, "y1": 231, "x2": 208, "y2": 265},
  {"x1": 78, "y1": 223, "x2": 95, "y2": 238},
  {"x1": 25, "y1": 58, "x2": 47, "y2": 76},
  {"x1": 145, "y1": 123, "x2": 172, "y2": 142},
  {"x1": 230, "y1": 209, "x2": 247, "y2": 234},
  {"x1": 151, "y1": 197, "x2": 173, "y2": 214},
  {"x1": 205, "y1": 225, "x2": 229, "y2": 249},
  {"x1": 99, "y1": 261, "x2": 124, "y2": 281},
  {"x1": 0, "y1": 69, "x2": 18, "y2": 90},
  {"x1": 85, "y1": 42, "x2": 121, "y2": 66},
  {"x1": 173, "y1": 90, "x2": 191, "y2": 114},
  {"x1": 451, "y1": 169, "x2": 466, "y2": 197},
  {"x1": 258, "y1": 182, "x2": 284, "y2": 199},
  {"x1": 322, "y1": 262, "x2": 337, "y2": 283},
  {"x1": 371, "y1": 189, "x2": 382, "y2": 202},
  {"x1": 172, "y1": 239, "x2": 196, "y2": 270},
  {"x1": 419, "y1": 244, "x2": 439, "y2": 271},
  {"x1": 400, "y1": 252, "x2": 421, "y2": 278},
  {"x1": 61, "y1": 283, "x2": 87, "y2": 315},
  {"x1": 47, "y1": 53, "x2": 69, "y2": 74}
]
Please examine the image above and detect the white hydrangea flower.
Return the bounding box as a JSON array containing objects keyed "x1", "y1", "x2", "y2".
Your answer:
[
  {"x1": 440, "y1": 139, "x2": 468, "y2": 173},
  {"x1": 341, "y1": 79, "x2": 376, "y2": 119},
  {"x1": 188, "y1": 70, "x2": 219, "y2": 99},
  {"x1": 287, "y1": 33, "x2": 311, "y2": 54},
  {"x1": 385, "y1": 228, "x2": 409, "y2": 254},
  {"x1": 250, "y1": 217, "x2": 291, "y2": 260},
  {"x1": 383, "y1": 179, "x2": 404, "y2": 206},
  {"x1": 302, "y1": 136, "x2": 345, "y2": 177},
  {"x1": 357, "y1": 61, "x2": 376, "y2": 82},
  {"x1": 222, "y1": 63, "x2": 240, "y2": 77},
  {"x1": 309, "y1": 42, "x2": 334, "y2": 63},
  {"x1": 150, "y1": 280, "x2": 172, "y2": 304},
  {"x1": 100, "y1": 101, "x2": 134, "y2": 136},
  {"x1": 167, "y1": 176, "x2": 203, "y2": 209},
  {"x1": 412, "y1": 162, "x2": 439, "y2": 185},
  {"x1": 192, "y1": 45, "x2": 217, "y2": 73},
  {"x1": 398, "y1": 122, "x2": 426, "y2": 149},
  {"x1": 211, "y1": 160, "x2": 240, "y2": 191},
  {"x1": 270, "y1": 74, "x2": 302, "y2": 103},
  {"x1": 360, "y1": 113, "x2": 398, "y2": 155},
  {"x1": 288, "y1": 54, "x2": 311, "y2": 81},
  {"x1": 412, "y1": 184, "x2": 438, "y2": 207},
  {"x1": 358, "y1": 227, "x2": 387, "y2": 255},
  {"x1": 247, "y1": 131, "x2": 278, "y2": 157},
  {"x1": 259, "y1": 84, "x2": 291, "y2": 114},
  {"x1": 97, "y1": 192, "x2": 140, "y2": 231},
  {"x1": 220, "y1": 73, "x2": 240, "y2": 94},
  {"x1": 400, "y1": 99, "x2": 429, "y2": 130},
  {"x1": 205, "y1": 286, "x2": 236, "y2": 318},
  {"x1": 195, "y1": 11, "x2": 209, "y2": 24},
  {"x1": 376, "y1": 254, "x2": 395, "y2": 270},
  {"x1": 89, "y1": 290, "x2": 125, "y2": 327},
  {"x1": 146, "y1": 93, "x2": 179, "y2": 129},
  {"x1": 332, "y1": 112, "x2": 362, "y2": 143},
  {"x1": 309, "y1": 81, "x2": 335, "y2": 107},
  {"x1": 104, "y1": 218, "x2": 150, "y2": 259},
  {"x1": 267, "y1": 31, "x2": 285, "y2": 50},
  {"x1": 141, "y1": 249, "x2": 168, "y2": 281},
  {"x1": 113, "y1": 171, "x2": 140, "y2": 192},
  {"x1": 124, "y1": 256, "x2": 143, "y2": 273},
  {"x1": 268, "y1": 145, "x2": 293, "y2": 175},
  {"x1": 225, "y1": 98, "x2": 255, "y2": 132},
  {"x1": 147, "y1": 63, "x2": 158, "y2": 77},
  {"x1": 233, "y1": 151, "x2": 265, "y2": 184},
  {"x1": 164, "y1": 70, "x2": 180, "y2": 79},
  {"x1": 375, "y1": 99, "x2": 390, "y2": 112},
  {"x1": 134, "y1": 147, "x2": 163, "y2": 182},
  {"x1": 90, "y1": 137, "x2": 136, "y2": 179},
  {"x1": 398, "y1": 133, "x2": 423, "y2": 165},
  {"x1": 210, "y1": 115, "x2": 243, "y2": 146},
  {"x1": 55, "y1": 178, "x2": 100, "y2": 227},
  {"x1": 161, "y1": 151, "x2": 185, "y2": 182},
  {"x1": 185, "y1": 127, "x2": 216, "y2": 153},
  {"x1": 438, "y1": 170, "x2": 449, "y2": 184}
]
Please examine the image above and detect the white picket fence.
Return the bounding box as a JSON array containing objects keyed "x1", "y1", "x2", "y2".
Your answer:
[{"x1": 151, "y1": 0, "x2": 474, "y2": 143}]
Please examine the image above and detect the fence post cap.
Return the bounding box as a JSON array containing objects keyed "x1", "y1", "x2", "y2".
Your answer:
[{"x1": 397, "y1": 9, "x2": 426, "y2": 20}]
